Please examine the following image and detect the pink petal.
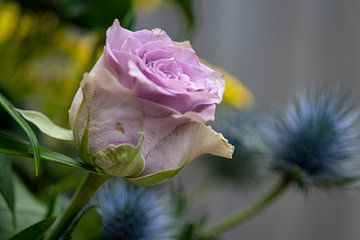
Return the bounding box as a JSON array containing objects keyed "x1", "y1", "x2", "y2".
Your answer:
[
  {"x1": 141, "y1": 119, "x2": 234, "y2": 176},
  {"x1": 71, "y1": 56, "x2": 143, "y2": 153}
]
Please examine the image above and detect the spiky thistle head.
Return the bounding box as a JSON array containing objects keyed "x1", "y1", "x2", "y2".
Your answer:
[
  {"x1": 269, "y1": 89, "x2": 360, "y2": 187},
  {"x1": 93, "y1": 179, "x2": 177, "y2": 240}
]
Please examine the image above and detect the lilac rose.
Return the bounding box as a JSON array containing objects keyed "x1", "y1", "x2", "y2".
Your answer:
[{"x1": 69, "y1": 20, "x2": 233, "y2": 185}]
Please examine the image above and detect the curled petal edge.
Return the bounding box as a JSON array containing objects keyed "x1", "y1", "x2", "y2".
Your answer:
[{"x1": 126, "y1": 123, "x2": 234, "y2": 186}]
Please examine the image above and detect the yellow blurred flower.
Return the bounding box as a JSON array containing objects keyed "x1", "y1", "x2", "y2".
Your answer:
[
  {"x1": 18, "y1": 13, "x2": 34, "y2": 38},
  {"x1": 0, "y1": 2, "x2": 20, "y2": 42},
  {"x1": 221, "y1": 68, "x2": 254, "y2": 109},
  {"x1": 55, "y1": 29, "x2": 97, "y2": 70},
  {"x1": 0, "y1": 3, "x2": 98, "y2": 126},
  {"x1": 132, "y1": 0, "x2": 163, "y2": 13}
]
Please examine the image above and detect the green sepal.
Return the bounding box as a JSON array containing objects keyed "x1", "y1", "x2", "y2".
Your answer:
[
  {"x1": 94, "y1": 134, "x2": 145, "y2": 178},
  {"x1": 78, "y1": 116, "x2": 94, "y2": 166},
  {"x1": 16, "y1": 109, "x2": 74, "y2": 141},
  {"x1": 125, "y1": 165, "x2": 185, "y2": 186}
]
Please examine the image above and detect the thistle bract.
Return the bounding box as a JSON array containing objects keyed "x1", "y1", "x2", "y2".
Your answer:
[
  {"x1": 94, "y1": 179, "x2": 177, "y2": 240},
  {"x1": 269, "y1": 89, "x2": 360, "y2": 187}
]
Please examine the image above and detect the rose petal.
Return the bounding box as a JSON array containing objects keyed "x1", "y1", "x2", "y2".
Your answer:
[
  {"x1": 71, "y1": 56, "x2": 143, "y2": 153},
  {"x1": 106, "y1": 19, "x2": 131, "y2": 52},
  {"x1": 128, "y1": 60, "x2": 176, "y2": 98},
  {"x1": 131, "y1": 28, "x2": 172, "y2": 45},
  {"x1": 128, "y1": 60, "x2": 219, "y2": 119},
  {"x1": 69, "y1": 87, "x2": 84, "y2": 129},
  {"x1": 143, "y1": 122, "x2": 233, "y2": 175},
  {"x1": 126, "y1": 121, "x2": 234, "y2": 185}
]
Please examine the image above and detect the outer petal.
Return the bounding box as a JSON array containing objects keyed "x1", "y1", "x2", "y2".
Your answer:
[
  {"x1": 106, "y1": 19, "x2": 131, "y2": 53},
  {"x1": 69, "y1": 55, "x2": 144, "y2": 154},
  {"x1": 105, "y1": 20, "x2": 134, "y2": 87},
  {"x1": 69, "y1": 88, "x2": 83, "y2": 130},
  {"x1": 126, "y1": 121, "x2": 234, "y2": 185}
]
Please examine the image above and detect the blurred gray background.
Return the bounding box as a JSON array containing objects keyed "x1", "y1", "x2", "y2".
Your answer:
[{"x1": 137, "y1": 1, "x2": 360, "y2": 239}]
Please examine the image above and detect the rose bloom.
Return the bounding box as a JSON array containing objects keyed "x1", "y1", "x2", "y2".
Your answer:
[{"x1": 69, "y1": 20, "x2": 233, "y2": 185}]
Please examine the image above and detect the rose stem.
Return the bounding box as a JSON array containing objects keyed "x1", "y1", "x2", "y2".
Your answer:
[
  {"x1": 202, "y1": 177, "x2": 291, "y2": 237},
  {"x1": 45, "y1": 173, "x2": 109, "y2": 240}
]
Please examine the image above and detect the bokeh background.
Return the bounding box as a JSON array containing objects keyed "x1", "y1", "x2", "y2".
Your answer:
[{"x1": 1, "y1": 0, "x2": 360, "y2": 239}]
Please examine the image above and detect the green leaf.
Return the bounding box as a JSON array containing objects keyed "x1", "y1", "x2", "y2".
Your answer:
[
  {"x1": 9, "y1": 217, "x2": 56, "y2": 240},
  {"x1": 79, "y1": 116, "x2": 93, "y2": 166},
  {"x1": 125, "y1": 166, "x2": 184, "y2": 186},
  {"x1": 0, "y1": 176, "x2": 47, "y2": 239},
  {"x1": 0, "y1": 92, "x2": 41, "y2": 175},
  {"x1": 44, "y1": 174, "x2": 84, "y2": 218},
  {"x1": 16, "y1": 109, "x2": 74, "y2": 141},
  {"x1": 71, "y1": 206, "x2": 102, "y2": 240},
  {"x1": 94, "y1": 134, "x2": 145, "y2": 177},
  {"x1": 0, "y1": 155, "x2": 15, "y2": 224},
  {"x1": 0, "y1": 133, "x2": 96, "y2": 172}
]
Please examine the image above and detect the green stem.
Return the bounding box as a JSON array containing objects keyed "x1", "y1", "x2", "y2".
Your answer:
[
  {"x1": 203, "y1": 177, "x2": 291, "y2": 237},
  {"x1": 45, "y1": 173, "x2": 109, "y2": 240}
]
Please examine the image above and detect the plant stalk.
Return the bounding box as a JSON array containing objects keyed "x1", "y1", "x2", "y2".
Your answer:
[
  {"x1": 45, "y1": 173, "x2": 109, "y2": 240},
  {"x1": 203, "y1": 177, "x2": 291, "y2": 237}
]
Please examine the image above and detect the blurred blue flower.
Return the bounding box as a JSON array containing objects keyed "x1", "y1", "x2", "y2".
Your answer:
[
  {"x1": 207, "y1": 107, "x2": 271, "y2": 184},
  {"x1": 269, "y1": 89, "x2": 360, "y2": 186},
  {"x1": 94, "y1": 179, "x2": 177, "y2": 240}
]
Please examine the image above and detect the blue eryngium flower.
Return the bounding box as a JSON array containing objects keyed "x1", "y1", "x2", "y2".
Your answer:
[
  {"x1": 208, "y1": 108, "x2": 270, "y2": 184},
  {"x1": 94, "y1": 179, "x2": 177, "y2": 240},
  {"x1": 270, "y1": 89, "x2": 360, "y2": 187}
]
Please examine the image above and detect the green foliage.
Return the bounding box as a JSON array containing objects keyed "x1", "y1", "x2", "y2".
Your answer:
[
  {"x1": 9, "y1": 217, "x2": 56, "y2": 240},
  {"x1": 0, "y1": 92, "x2": 41, "y2": 175},
  {"x1": 125, "y1": 166, "x2": 185, "y2": 186},
  {"x1": 179, "y1": 220, "x2": 217, "y2": 240},
  {"x1": 0, "y1": 176, "x2": 47, "y2": 239},
  {"x1": 0, "y1": 133, "x2": 95, "y2": 171},
  {"x1": 170, "y1": 183, "x2": 215, "y2": 240},
  {"x1": 0, "y1": 155, "x2": 15, "y2": 223},
  {"x1": 43, "y1": 174, "x2": 84, "y2": 218},
  {"x1": 13, "y1": 0, "x2": 134, "y2": 32},
  {"x1": 71, "y1": 206, "x2": 102, "y2": 240},
  {"x1": 57, "y1": 0, "x2": 134, "y2": 31},
  {"x1": 16, "y1": 109, "x2": 74, "y2": 141}
]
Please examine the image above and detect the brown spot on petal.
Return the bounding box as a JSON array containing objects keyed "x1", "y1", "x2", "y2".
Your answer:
[
  {"x1": 115, "y1": 122, "x2": 125, "y2": 134},
  {"x1": 92, "y1": 90, "x2": 97, "y2": 99}
]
